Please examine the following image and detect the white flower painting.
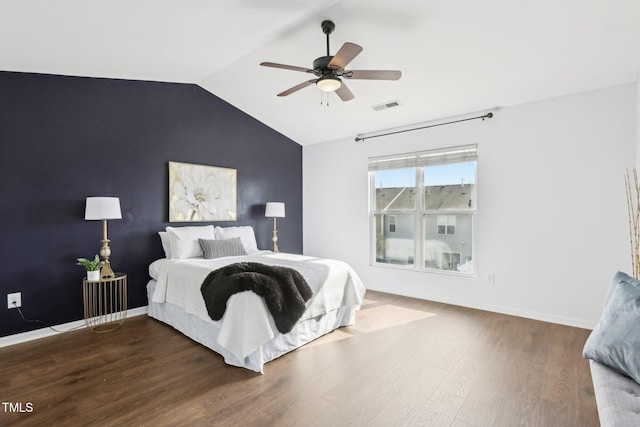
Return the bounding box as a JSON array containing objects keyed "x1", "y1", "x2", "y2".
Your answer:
[{"x1": 169, "y1": 161, "x2": 237, "y2": 222}]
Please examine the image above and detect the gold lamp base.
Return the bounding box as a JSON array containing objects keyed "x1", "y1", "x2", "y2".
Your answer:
[
  {"x1": 272, "y1": 217, "x2": 280, "y2": 252},
  {"x1": 99, "y1": 220, "x2": 115, "y2": 278},
  {"x1": 272, "y1": 229, "x2": 280, "y2": 253},
  {"x1": 101, "y1": 261, "x2": 115, "y2": 278}
]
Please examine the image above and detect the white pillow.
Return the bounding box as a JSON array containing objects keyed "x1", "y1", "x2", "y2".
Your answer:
[
  {"x1": 214, "y1": 226, "x2": 258, "y2": 253},
  {"x1": 158, "y1": 231, "x2": 172, "y2": 259},
  {"x1": 166, "y1": 225, "x2": 215, "y2": 259}
]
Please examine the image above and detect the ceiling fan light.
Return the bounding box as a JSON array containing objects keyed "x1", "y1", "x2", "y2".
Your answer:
[{"x1": 316, "y1": 76, "x2": 342, "y2": 92}]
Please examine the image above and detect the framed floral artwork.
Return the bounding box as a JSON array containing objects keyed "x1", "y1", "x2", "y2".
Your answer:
[{"x1": 168, "y1": 161, "x2": 237, "y2": 222}]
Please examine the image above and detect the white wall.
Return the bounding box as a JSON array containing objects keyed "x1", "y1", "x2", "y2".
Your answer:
[{"x1": 303, "y1": 83, "x2": 636, "y2": 328}]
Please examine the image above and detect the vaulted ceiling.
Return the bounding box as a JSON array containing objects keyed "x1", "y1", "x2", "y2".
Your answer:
[{"x1": 2, "y1": 0, "x2": 639, "y2": 145}]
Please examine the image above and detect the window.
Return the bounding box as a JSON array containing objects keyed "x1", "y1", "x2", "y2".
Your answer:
[
  {"x1": 369, "y1": 144, "x2": 477, "y2": 275},
  {"x1": 388, "y1": 215, "x2": 397, "y2": 233},
  {"x1": 437, "y1": 215, "x2": 456, "y2": 235}
]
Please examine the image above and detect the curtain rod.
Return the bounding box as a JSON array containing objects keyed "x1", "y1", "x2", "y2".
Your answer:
[{"x1": 355, "y1": 112, "x2": 494, "y2": 142}]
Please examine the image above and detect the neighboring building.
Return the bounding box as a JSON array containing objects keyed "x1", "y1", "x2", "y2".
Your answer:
[{"x1": 375, "y1": 183, "x2": 475, "y2": 270}]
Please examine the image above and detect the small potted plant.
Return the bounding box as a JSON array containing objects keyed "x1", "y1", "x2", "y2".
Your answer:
[{"x1": 77, "y1": 255, "x2": 104, "y2": 281}]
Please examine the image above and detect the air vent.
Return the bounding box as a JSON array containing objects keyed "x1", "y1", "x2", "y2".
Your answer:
[{"x1": 371, "y1": 100, "x2": 401, "y2": 111}]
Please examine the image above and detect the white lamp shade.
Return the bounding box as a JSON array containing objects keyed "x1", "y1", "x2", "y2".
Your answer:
[
  {"x1": 85, "y1": 197, "x2": 122, "y2": 220},
  {"x1": 265, "y1": 202, "x2": 285, "y2": 218}
]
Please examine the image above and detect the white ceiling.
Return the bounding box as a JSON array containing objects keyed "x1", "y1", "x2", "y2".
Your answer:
[{"x1": 2, "y1": 0, "x2": 640, "y2": 145}]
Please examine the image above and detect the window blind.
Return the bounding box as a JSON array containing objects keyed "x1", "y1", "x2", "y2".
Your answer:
[{"x1": 368, "y1": 144, "x2": 477, "y2": 171}]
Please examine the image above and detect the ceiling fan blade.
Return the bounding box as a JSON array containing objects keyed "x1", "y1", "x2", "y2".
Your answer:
[
  {"x1": 328, "y1": 42, "x2": 363, "y2": 70},
  {"x1": 345, "y1": 70, "x2": 402, "y2": 80},
  {"x1": 277, "y1": 80, "x2": 317, "y2": 97},
  {"x1": 260, "y1": 62, "x2": 314, "y2": 74},
  {"x1": 335, "y1": 81, "x2": 355, "y2": 101}
]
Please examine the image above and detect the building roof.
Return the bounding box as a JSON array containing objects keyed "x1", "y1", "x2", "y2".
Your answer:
[{"x1": 376, "y1": 184, "x2": 475, "y2": 211}]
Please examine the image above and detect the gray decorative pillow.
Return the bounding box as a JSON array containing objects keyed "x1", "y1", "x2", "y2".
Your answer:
[
  {"x1": 583, "y1": 271, "x2": 640, "y2": 383},
  {"x1": 199, "y1": 238, "x2": 247, "y2": 259}
]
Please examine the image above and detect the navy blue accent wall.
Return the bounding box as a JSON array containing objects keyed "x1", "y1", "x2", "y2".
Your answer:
[{"x1": 0, "y1": 71, "x2": 302, "y2": 338}]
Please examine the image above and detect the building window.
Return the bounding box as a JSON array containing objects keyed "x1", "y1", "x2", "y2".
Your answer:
[
  {"x1": 389, "y1": 215, "x2": 397, "y2": 233},
  {"x1": 437, "y1": 215, "x2": 456, "y2": 235},
  {"x1": 369, "y1": 144, "x2": 477, "y2": 275}
]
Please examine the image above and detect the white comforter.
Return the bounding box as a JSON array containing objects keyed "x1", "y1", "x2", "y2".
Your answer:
[{"x1": 149, "y1": 251, "x2": 365, "y2": 362}]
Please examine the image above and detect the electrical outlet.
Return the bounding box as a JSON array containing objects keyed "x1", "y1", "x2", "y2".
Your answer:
[{"x1": 7, "y1": 292, "x2": 21, "y2": 309}]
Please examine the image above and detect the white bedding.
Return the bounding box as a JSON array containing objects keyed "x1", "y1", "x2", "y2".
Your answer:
[{"x1": 147, "y1": 251, "x2": 365, "y2": 371}]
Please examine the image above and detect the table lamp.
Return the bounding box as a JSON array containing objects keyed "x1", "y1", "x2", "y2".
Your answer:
[
  {"x1": 85, "y1": 197, "x2": 122, "y2": 278},
  {"x1": 265, "y1": 202, "x2": 285, "y2": 252}
]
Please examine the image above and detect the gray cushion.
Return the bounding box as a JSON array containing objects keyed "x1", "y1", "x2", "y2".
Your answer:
[
  {"x1": 583, "y1": 271, "x2": 640, "y2": 383},
  {"x1": 198, "y1": 238, "x2": 247, "y2": 259}
]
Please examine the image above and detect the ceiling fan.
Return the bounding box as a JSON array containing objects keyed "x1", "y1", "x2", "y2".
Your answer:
[{"x1": 260, "y1": 20, "x2": 402, "y2": 101}]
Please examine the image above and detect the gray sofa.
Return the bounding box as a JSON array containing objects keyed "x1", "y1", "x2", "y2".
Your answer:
[
  {"x1": 590, "y1": 359, "x2": 640, "y2": 426},
  {"x1": 583, "y1": 272, "x2": 640, "y2": 426}
]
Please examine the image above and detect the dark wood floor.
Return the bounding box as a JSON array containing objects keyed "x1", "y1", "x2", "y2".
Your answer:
[{"x1": 0, "y1": 290, "x2": 598, "y2": 427}]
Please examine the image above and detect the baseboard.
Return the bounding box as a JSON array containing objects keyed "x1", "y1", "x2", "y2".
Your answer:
[
  {"x1": 366, "y1": 286, "x2": 596, "y2": 330},
  {"x1": 0, "y1": 306, "x2": 149, "y2": 349}
]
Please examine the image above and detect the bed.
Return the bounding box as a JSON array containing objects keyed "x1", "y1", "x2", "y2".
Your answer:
[{"x1": 146, "y1": 225, "x2": 366, "y2": 373}]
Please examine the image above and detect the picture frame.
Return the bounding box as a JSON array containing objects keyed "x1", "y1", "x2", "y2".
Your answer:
[{"x1": 168, "y1": 161, "x2": 237, "y2": 222}]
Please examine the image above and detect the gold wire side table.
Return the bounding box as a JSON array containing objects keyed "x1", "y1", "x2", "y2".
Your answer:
[{"x1": 82, "y1": 273, "x2": 127, "y2": 333}]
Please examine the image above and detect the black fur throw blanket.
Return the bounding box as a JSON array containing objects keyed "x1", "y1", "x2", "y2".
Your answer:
[{"x1": 200, "y1": 262, "x2": 313, "y2": 334}]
